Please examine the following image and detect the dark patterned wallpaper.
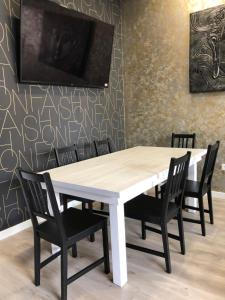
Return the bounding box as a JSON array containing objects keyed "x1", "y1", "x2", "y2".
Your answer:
[{"x1": 0, "y1": 0, "x2": 124, "y2": 231}]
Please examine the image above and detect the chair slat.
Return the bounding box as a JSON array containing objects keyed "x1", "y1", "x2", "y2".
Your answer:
[
  {"x1": 165, "y1": 152, "x2": 191, "y2": 212},
  {"x1": 76, "y1": 142, "x2": 97, "y2": 161},
  {"x1": 171, "y1": 133, "x2": 196, "y2": 149},
  {"x1": 17, "y1": 169, "x2": 62, "y2": 230},
  {"x1": 55, "y1": 145, "x2": 78, "y2": 167},
  {"x1": 94, "y1": 138, "x2": 112, "y2": 156}
]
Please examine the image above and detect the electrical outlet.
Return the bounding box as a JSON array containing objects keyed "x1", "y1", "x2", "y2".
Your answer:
[{"x1": 221, "y1": 164, "x2": 225, "y2": 171}]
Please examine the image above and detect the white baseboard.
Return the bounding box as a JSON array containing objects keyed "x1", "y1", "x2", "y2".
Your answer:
[{"x1": 212, "y1": 191, "x2": 225, "y2": 199}]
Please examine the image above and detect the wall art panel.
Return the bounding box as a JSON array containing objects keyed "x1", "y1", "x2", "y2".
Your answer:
[{"x1": 190, "y1": 5, "x2": 225, "y2": 92}]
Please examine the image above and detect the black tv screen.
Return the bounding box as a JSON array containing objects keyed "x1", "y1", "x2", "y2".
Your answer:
[{"x1": 20, "y1": 0, "x2": 115, "y2": 88}]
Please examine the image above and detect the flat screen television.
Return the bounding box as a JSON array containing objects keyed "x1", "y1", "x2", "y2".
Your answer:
[{"x1": 20, "y1": 0, "x2": 115, "y2": 88}]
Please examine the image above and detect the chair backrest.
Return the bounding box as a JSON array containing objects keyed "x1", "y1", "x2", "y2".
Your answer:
[
  {"x1": 171, "y1": 133, "x2": 196, "y2": 148},
  {"x1": 200, "y1": 141, "x2": 220, "y2": 189},
  {"x1": 94, "y1": 138, "x2": 112, "y2": 156},
  {"x1": 76, "y1": 142, "x2": 97, "y2": 161},
  {"x1": 55, "y1": 145, "x2": 78, "y2": 167},
  {"x1": 162, "y1": 151, "x2": 191, "y2": 218},
  {"x1": 17, "y1": 168, "x2": 65, "y2": 239}
]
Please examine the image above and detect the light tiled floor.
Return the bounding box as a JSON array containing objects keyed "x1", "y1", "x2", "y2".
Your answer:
[{"x1": 0, "y1": 198, "x2": 225, "y2": 300}]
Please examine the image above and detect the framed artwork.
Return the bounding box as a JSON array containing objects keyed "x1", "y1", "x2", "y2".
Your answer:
[{"x1": 190, "y1": 5, "x2": 225, "y2": 93}]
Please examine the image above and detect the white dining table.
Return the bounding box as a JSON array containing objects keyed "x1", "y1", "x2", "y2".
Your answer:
[{"x1": 44, "y1": 146, "x2": 207, "y2": 287}]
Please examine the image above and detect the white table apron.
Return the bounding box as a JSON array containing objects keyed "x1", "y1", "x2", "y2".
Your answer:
[{"x1": 42, "y1": 146, "x2": 206, "y2": 288}]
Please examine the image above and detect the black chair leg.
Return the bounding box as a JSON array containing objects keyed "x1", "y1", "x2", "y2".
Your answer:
[
  {"x1": 177, "y1": 210, "x2": 185, "y2": 255},
  {"x1": 207, "y1": 189, "x2": 214, "y2": 225},
  {"x1": 71, "y1": 244, "x2": 77, "y2": 258},
  {"x1": 82, "y1": 202, "x2": 86, "y2": 211},
  {"x1": 102, "y1": 221, "x2": 110, "y2": 274},
  {"x1": 63, "y1": 197, "x2": 68, "y2": 211},
  {"x1": 34, "y1": 234, "x2": 40, "y2": 286},
  {"x1": 155, "y1": 185, "x2": 159, "y2": 199},
  {"x1": 88, "y1": 202, "x2": 95, "y2": 242},
  {"x1": 90, "y1": 234, "x2": 95, "y2": 242},
  {"x1": 199, "y1": 197, "x2": 206, "y2": 236},
  {"x1": 141, "y1": 220, "x2": 146, "y2": 240},
  {"x1": 161, "y1": 223, "x2": 171, "y2": 273},
  {"x1": 61, "y1": 247, "x2": 68, "y2": 300},
  {"x1": 101, "y1": 202, "x2": 105, "y2": 210},
  {"x1": 182, "y1": 197, "x2": 186, "y2": 210}
]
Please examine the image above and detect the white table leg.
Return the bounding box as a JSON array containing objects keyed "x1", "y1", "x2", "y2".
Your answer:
[
  {"x1": 187, "y1": 163, "x2": 198, "y2": 213},
  {"x1": 109, "y1": 202, "x2": 127, "y2": 287}
]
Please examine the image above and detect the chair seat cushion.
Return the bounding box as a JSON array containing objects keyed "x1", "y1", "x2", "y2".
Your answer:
[
  {"x1": 184, "y1": 180, "x2": 208, "y2": 197},
  {"x1": 125, "y1": 194, "x2": 179, "y2": 225},
  {"x1": 37, "y1": 208, "x2": 106, "y2": 245}
]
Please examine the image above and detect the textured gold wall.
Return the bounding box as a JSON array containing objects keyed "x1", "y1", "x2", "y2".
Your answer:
[{"x1": 122, "y1": 0, "x2": 225, "y2": 191}]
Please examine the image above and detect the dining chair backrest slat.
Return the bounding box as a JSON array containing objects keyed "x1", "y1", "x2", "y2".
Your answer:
[
  {"x1": 200, "y1": 141, "x2": 220, "y2": 190},
  {"x1": 94, "y1": 138, "x2": 112, "y2": 156},
  {"x1": 162, "y1": 151, "x2": 191, "y2": 219},
  {"x1": 171, "y1": 133, "x2": 196, "y2": 149},
  {"x1": 55, "y1": 145, "x2": 78, "y2": 167},
  {"x1": 17, "y1": 168, "x2": 65, "y2": 239},
  {"x1": 76, "y1": 142, "x2": 97, "y2": 161}
]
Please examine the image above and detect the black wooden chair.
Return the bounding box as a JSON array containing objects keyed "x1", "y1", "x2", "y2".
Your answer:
[
  {"x1": 155, "y1": 133, "x2": 196, "y2": 198},
  {"x1": 171, "y1": 133, "x2": 196, "y2": 148},
  {"x1": 76, "y1": 142, "x2": 97, "y2": 161},
  {"x1": 17, "y1": 168, "x2": 110, "y2": 300},
  {"x1": 183, "y1": 141, "x2": 220, "y2": 236},
  {"x1": 94, "y1": 138, "x2": 112, "y2": 211},
  {"x1": 94, "y1": 138, "x2": 112, "y2": 156},
  {"x1": 125, "y1": 151, "x2": 191, "y2": 273},
  {"x1": 76, "y1": 142, "x2": 108, "y2": 215},
  {"x1": 55, "y1": 145, "x2": 79, "y2": 212},
  {"x1": 55, "y1": 144, "x2": 78, "y2": 167},
  {"x1": 55, "y1": 145, "x2": 96, "y2": 243},
  {"x1": 55, "y1": 145, "x2": 92, "y2": 211}
]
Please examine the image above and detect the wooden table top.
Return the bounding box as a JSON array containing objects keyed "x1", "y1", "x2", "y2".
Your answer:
[{"x1": 45, "y1": 146, "x2": 206, "y2": 200}]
